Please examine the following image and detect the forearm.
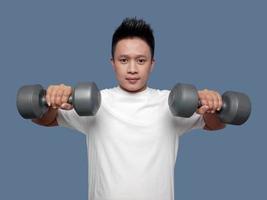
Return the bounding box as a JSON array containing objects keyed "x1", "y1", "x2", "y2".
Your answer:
[
  {"x1": 32, "y1": 107, "x2": 59, "y2": 127},
  {"x1": 203, "y1": 113, "x2": 226, "y2": 131}
]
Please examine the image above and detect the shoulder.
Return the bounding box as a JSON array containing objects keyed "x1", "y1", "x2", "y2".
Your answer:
[
  {"x1": 100, "y1": 87, "x2": 117, "y2": 99},
  {"x1": 149, "y1": 88, "x2": 170, "y2": 101},
  {"x1": 150, "y1": 88, "x2": 170, "y2": 95}
]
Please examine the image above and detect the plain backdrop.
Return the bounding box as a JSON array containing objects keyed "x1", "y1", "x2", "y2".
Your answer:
[{"x1": 0, "y1": 0, "x2": 266, "y2": 199}]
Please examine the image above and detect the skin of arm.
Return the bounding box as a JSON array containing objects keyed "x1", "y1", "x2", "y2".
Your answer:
[
  {"x1": 32, "y1": 107, "x2": 59, "y2": 127},
  {"x1": 203, "y1": 113, "x2": 226, "y2": 131}
]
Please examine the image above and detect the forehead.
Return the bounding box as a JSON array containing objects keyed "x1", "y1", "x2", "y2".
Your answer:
[{"x1": 114, "y1": 37, "x2": 151, "y2": 57}]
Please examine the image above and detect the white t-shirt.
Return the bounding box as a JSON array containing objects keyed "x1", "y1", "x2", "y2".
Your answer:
[{"x1": 57, "y1": 86, "x2": 205, "y2": 200}]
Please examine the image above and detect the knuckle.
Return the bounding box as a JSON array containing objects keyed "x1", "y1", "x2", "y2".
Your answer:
[
  {"x1": 201, "y1": 99, "x2": 207, "y2": 105},
  {"x1": 63, "y1": 87, "x2": 72, "y2": 96},
  {"x1": 47, "y1": 86, "x2": 54, "y2": 95},
  {"x1": 57, "y1": 98, "x2": 64, "y2": 105},
  {"x1": 205, "y1": 94, "x2": 211, "y2": 101},
  {"x1": 51, "y1": 89, "x2": 57, "y2": 97},
  {"x1": 62, "y1": 96, "x2": 68, "y2": 103},
  {"x1": 45, "y1": 94, "x2": 50, "y2": 101},
  {"x1": 55, "y1": 97, "x2": 61, "y2": 104},
  {"x1": 57, "y1": 90, "x2": 63, "y2": 96},
  {"x1": 50, "y1": 96, "x2": 55, "y2": 103},
  {"x1": 50, "y1": 90, "x2": 55, "y2": 97}
]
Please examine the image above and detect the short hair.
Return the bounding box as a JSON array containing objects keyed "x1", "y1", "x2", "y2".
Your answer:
[{"x1": 111, "y1": 17, "x2": 155, "y2": 59}]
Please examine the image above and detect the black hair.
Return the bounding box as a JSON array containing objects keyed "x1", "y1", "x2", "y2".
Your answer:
[{"x1": 111, "y1": 17, "x2": 155, "y2": 59}]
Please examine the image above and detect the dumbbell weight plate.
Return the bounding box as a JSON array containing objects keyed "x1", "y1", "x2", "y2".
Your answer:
[
  {"x1": 168, "y1": 83, "x2": 199, "y2": 117},
  {"x1": 218, "y1": 91, "x2": 251, "y2": 125},
  {"x1": 73, "y1": 82, "x2": 101, "y2": 116},
  {"x1": 16, "y1": 84, "x2": 48, "y2": 119}
]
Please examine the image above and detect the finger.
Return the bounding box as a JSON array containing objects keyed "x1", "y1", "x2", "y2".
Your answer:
[
  {"x1": 50, "y1": 87, "x2": 58, "y2": 108},
  {"x1": 197, "y1": 105, "x2": 209, "y2": 115},
  {"x1": 199, "y1": 92, "x2": 208, "y2": 106},
  {"x1": 207, "y1": 98, "x2": 214, "y2": 112},
  {"x1": 200, "y1": 99, "x2": 208, "y2": 107},
  {"x1": 207, "y1": 91, "x2": 219, "y2": 113},
  {"x1": 60, "y1": 103, "x2": 73, "y2": 110},
  {"x1": 216, "y1": 92, "x2": 223, "y2": 111},
  {"x1": 213, "y1": 99, "x2": 219, "y2": 112},
  {"x1": 198, "y1": 90, "x2": 207, "y2": 104},
  {"x1": 198, "y1": 90, "x2": 217, "y2": 113},
  {"x1": 62, "y1": 86, "x2": 72, "y2": 103},
  {"x1": 61, "y1": 94, "x2": 69, "y2": 104},
  {"x1": 199, "y1": 91, "x2": 211, "y2": 111},
  {"x1": 55, "y1": 89, "x2": 64, "y2": 106},
  {"x1": 46, "y1": 85, "x2": 55, "y2": 106},
  {"x1": 211, "y1": 92, "x2": 218, "y2": 112},
  {"x1": 209, "y1": 91, "x2": 220, "y2": 112}
]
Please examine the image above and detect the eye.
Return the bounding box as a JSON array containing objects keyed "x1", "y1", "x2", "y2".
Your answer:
[
  {"x1": 119, "y1": 58, "x2": 128, "y2": 64},
  {"x1": 137, "y1": 58, "x2": 146, "y2": 65}
]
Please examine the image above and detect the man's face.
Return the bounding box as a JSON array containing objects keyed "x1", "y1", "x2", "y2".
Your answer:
[{"x1": 111, "y1": 37, "x2": 155, "y2": 93}]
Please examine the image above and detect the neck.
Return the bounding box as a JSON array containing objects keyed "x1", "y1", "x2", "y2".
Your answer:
[{"x1": 119, "y1": 85, "x2": 147, "y2": 94}]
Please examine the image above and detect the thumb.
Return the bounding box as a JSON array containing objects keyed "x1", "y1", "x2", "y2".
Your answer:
[
  {"x1": 197, "y1": 105, "x2": 209, "y2": 115},
  {"x1": 60, "y1": 103, "x2": 73, "y2": 110}
]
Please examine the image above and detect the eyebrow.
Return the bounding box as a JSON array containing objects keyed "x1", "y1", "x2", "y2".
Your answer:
[{"x1": 118, "y1": 54, "x2": 148, "y2": 58}]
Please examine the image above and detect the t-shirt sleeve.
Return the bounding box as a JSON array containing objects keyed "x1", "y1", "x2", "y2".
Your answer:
[
  {"x1": 189, "y1": 112, "x2": 206, "y2": 129},
  {"x1": 56, "y1": 108, "x2": 90, "y2": 135},
  {"x1": 177, "y1": 112, "x2": 206, "y2": 137},
  {"x1": 163, "y1": 90, "x2": 206, "y2": 137}
]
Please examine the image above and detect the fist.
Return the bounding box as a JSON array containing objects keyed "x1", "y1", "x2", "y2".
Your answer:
[
  {"x1": 46, "y1": 84, "x2": 73, "y2": 110},
  {"x1": 197, "y1": 89, "x2": 223, "y2": 115}
]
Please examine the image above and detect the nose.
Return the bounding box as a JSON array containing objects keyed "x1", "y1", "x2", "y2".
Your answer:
[{"x1": 127, "y1": 60, "x2": 138, "y2": 74}]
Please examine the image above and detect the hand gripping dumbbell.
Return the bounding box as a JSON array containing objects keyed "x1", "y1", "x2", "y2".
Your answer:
[
  {"x1": 16, "y1": 82, "x2": 101, "y2": 119},
  {"x1": 168, "y1": 83, "x2": 251, "y2": 125}
]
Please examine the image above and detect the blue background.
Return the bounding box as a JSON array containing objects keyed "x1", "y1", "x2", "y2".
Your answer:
[{"x1": 1, "y1": 0, "x2": 266, "y2": 199}]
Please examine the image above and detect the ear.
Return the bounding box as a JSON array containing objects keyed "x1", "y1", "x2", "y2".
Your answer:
[
  {"x1": 110, "y1": 58, "x2": 115, "y2": 71},
  {"x1": 150, "y1": 58, "x2": 155, "y2": 72}
]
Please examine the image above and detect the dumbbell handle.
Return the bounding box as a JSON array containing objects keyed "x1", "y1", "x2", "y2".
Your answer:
[
  {"x1": 197, "y1": 100, "x2": 226, "y2": 113},
  {"x1": 40, "y1": 89, "x2": 73, "y2": 107}
]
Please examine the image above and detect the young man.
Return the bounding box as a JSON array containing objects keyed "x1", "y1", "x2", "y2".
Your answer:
[{"x1": 33, "y1": 17, "x2": 225, "y2": 200}]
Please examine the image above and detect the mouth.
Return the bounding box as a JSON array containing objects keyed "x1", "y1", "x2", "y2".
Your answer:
[{"x1": 126, "y1": 77, "x2": 140, "y2": 84}]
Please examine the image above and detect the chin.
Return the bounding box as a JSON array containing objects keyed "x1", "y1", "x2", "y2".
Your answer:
[{"x1": 121, "y1": 83, "x2": 145, "y2": 93}]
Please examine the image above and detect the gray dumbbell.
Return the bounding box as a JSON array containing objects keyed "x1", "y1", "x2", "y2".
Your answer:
[
  {"x1": 16, "y1": 82, "x2": 101, "y2": 119},
  {"x1": 168, "y1": 83, "x2": 251, "y2": 125}
]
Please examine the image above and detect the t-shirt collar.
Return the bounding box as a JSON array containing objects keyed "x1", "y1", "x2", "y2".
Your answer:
[{"x1": 116, "y1": 85, "x2": 151, "y2": 98}]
